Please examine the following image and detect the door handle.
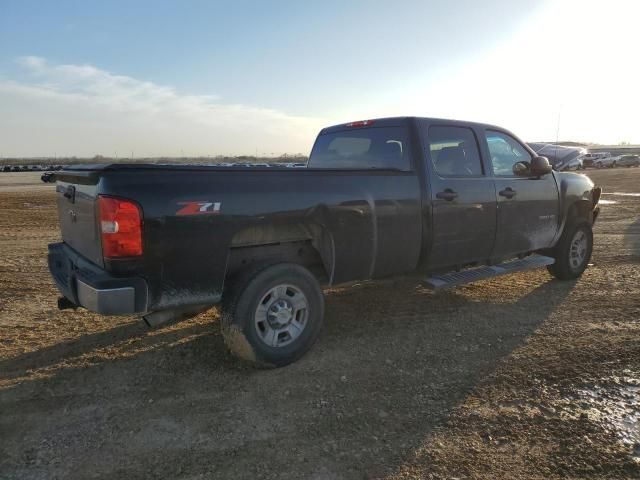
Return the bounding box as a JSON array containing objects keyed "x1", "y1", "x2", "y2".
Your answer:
[
  {"x1": 436, "y1": 189, "x2": 458, "y2": 201},
  {"x1": 499, "y1": 187, "x2": 517, "y2": 199}
]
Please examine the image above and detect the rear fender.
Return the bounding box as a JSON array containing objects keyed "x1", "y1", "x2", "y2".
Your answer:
[{"x1": 227, "y1": 223, "x2": 334, "y2": 285}]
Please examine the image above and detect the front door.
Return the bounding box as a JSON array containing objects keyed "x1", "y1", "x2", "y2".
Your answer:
[
  {"x1": 483, "y1": 129, "x2": 560, "y2": 259},
  {"x1": 425, "y1": 124, "x2": 497, "y2": 269}
]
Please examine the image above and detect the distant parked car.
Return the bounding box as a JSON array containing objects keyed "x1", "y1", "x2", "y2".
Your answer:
[
  {"x1": 582, "y1": 152, "x2": 611, "y2": 168},
  {"x1": 582, "y1": 152, "x2": 618, "y2": 168},
  {"x1": 618, "y1": 155, "x2": 640, "y2": 167},
  {"x1": 2, "y1": 166, "x2": 11, "y2": 172},
  {"x1": 596, "y1": 156, "x2": 619, "y2": 168}
]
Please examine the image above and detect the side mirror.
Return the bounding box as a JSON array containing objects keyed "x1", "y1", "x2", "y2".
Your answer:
[
  {"x1": 512, "y1": 161, "x2": 530, "y2": 176},
  {"x1": 530, "y1": 156, "x2": 552, "y2": 176}
]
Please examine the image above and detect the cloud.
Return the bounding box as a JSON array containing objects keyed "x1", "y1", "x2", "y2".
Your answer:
[
  {"x1": 356, "y1": 0, "x2": 640, "y2": 145},
  {"x1": 0, "y1": 57, "x2": 324, "y2": 157},
  {"x1": 16, "y1": 55, "x2": 47, "y2": 70}
]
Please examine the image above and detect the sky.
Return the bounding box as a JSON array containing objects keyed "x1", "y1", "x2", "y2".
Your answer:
[{"x1": 0, "y1": 0, "x2": 638, "y2": 157}]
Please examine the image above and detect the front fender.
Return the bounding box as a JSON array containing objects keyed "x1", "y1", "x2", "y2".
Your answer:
[{"x1": 553, "y1": 171, "x2": 598, "y2": 243}]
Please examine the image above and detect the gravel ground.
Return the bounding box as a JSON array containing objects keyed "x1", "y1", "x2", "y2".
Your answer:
[{"x1": 0, "y1": 169, "x2": 639, "y2": 479}]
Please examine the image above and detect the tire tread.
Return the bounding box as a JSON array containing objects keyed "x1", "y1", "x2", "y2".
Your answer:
[
  {"x1": 220, "y1": 262, "x2": 324, "y2": 367},
  {"x1": 547, "y1": 222, "x2": 593, "y2": 280}
]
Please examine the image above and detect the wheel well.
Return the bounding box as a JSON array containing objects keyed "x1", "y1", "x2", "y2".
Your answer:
[
  {"x1": 541, "y1": 200, "x2": 594, "y2": 256},
  {"x1": 226, "y1": 224, "x2": 334, "y2": 285}
]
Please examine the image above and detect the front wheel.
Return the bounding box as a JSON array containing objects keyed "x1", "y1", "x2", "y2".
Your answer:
[
  {"x1": 547, "y1": 223, "x2": 593, "y2": 280},
  {"x1": 221, "y1": 263, "x2": 324, "y2": 367}
]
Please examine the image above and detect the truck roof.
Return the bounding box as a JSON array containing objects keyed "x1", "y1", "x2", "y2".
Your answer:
[{"x1": 319, "y1": 116, "x2": 507, "y2": 134}]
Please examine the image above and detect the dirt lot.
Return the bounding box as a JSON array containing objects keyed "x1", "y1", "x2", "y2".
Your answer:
[{"x1": 1, "y1": 169, "x2": 639, "y2": 479}]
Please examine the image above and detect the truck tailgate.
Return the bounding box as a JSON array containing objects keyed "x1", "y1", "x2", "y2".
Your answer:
[{"x1": 56, "y1": 179, "x2": 103, "y2": 267}]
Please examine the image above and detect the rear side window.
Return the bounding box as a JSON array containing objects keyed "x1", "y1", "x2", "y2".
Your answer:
[
  {"x1": 308, "y1": 127, "x2": 410, "y2": 170},
  {"x1": 428, "y1": 126, "x2": 483, "y2": 176}
]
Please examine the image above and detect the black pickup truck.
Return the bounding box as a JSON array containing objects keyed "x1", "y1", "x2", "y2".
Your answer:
[{"x1": 46, "y1": 117, "x2": 601, "y2": 367}]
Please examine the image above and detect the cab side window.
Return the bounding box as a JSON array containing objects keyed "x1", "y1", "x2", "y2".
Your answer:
[
  {"x1": 428, "y1": 126, "x2": 483, "y2": 176},
  {"x1": 485, "y1": 131, "x2": 533, "y2": 176}
]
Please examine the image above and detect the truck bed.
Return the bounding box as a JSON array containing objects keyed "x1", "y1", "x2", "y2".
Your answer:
[{"x1": 50, "y1": 163, "x2": 424, "y2": 313}]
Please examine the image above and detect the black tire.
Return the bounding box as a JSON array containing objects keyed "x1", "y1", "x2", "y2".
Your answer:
[
  {"x1": 547, "y1": 223, "x2": 593, "y2": 280},
  {"x1": 220, "y1": 263, "x2": 324, "y2": 368}
]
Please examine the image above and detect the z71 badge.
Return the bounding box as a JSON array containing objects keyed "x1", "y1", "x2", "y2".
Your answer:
[{"x1": 176, "y1": 201, "x2": 222, "y2": 216}]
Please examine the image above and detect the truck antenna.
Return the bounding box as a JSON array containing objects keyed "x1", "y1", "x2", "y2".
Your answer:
[{"x1": 555, "y1": 104, "x2": 562, "y2": 159}]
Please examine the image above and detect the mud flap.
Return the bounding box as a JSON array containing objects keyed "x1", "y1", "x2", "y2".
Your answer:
[{"x1": 143, "y1": 304, "x2": 212, "y2": 328}]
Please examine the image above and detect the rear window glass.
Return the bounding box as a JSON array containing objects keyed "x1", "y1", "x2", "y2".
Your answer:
[
  {"x1": 308, "y1": 127, "x2": 410, "y2": 170},
  {"x1": 428, "y1": 126, "x2": 483, "y2": 176}
]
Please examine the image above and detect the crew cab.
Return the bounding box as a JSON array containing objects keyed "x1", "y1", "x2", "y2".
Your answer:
[{"x1": 45, "y1": 117, "x2": 601, "y2": 367}]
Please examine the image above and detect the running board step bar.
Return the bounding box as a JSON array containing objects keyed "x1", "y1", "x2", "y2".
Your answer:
[{"x1": 424, "y1": 255, "x2": 555, "y2": 290}]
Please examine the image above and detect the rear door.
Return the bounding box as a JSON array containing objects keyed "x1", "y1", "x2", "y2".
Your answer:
[
  {"x1": 482, "y1": 129, "x2": 559, "y2": 258},
  {"x1": 422, "y1": 123, "x2": 497, "y2": 269},
  {"x1": 308, "y1": 122, "x2": 423, "y2": 281}
]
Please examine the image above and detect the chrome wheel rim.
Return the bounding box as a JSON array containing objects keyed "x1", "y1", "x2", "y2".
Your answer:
[
  {"x1": 569, "y1": 229, "x2": 588, "y2": 270},
  {"x1": 254, "y1": 284, "x2": 308, "y2": 347}
]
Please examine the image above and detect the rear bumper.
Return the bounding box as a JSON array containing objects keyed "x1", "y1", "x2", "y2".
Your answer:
[{"x1": 48, "y1": 242, "x2": 148, "y2": 315}]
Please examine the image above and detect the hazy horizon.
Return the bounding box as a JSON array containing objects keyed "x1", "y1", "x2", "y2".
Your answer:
[
  {"x1": 1, "y1": 0, "x2": 639, "y2": 157},
  {"x1": 3, "y1": 138, "x2": 640, "y2": 162}
]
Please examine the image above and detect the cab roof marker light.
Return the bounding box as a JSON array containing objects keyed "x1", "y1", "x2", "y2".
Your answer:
[{"x1": 345, "y1": 120, "x2": 375, "y2": 128}]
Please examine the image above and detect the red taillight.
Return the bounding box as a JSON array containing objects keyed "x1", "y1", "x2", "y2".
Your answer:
[
  {"x1": 345, "y1": 120, "x2": 375, "y2": 128},
  {"x1": 98, "y1": 195, "x2": 143, "y2": 258}
]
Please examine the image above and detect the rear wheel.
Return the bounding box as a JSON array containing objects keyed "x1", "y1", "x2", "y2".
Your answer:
[
  {"x1": 221, "y1": 263, "x2": 324, "y2": 367},
  {"x1": 547, "y1": 223, "x2": 593, "y2": 280}
]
